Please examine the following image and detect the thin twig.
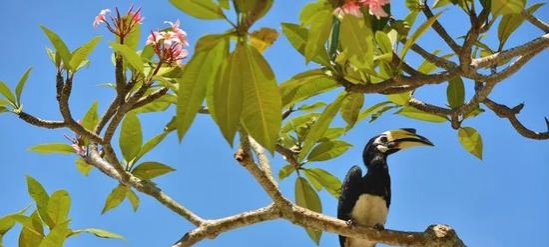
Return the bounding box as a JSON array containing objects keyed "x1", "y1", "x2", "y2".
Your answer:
[
  {"x1": 18, "y1": 112, "x2": 66, "y2": 129},
  {"x1": 522, "y1": 10, "x2": 549, "y2": 33},
  {"x1": 484, "y1": 98, "x2": 549, "y2": 140}
]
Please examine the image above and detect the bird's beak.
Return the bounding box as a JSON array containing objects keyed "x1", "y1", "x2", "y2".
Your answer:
[{"x1": 385, "y1": 128, "x2": 434, "y2": 150}]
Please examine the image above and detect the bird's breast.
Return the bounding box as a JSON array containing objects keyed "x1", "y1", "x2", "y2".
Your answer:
[{"x1": 350, "y1": 194, "x2": 388, "y2": 227}]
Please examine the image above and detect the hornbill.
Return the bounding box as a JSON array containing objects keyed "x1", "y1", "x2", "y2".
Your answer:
[{"x1": 337, "y1": 128, "x2": 433, "y2": 247}]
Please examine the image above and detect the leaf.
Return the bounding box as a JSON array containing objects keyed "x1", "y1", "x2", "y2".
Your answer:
[
  {"x1": 281, "y1": 23, "x2": 329, "y2": 65},
  {"x1": 278, "y1": 164, "x2": 296, "y2": 180},
  {"x1": 120, "y1": 15, "x2": 140, "y2": 51},
  {"x1": 458, "y1": 127, "x2": 483, "y2": 159},
  {"x1": 396, "y1": 106, "x2": 447, "y2": 123},
  {"x1": 38, "y1": 221, "x2": 71, "y2": 247},
  {"x1": 0, "y1": 80, "x2": 16, "y2": 106},
  {"x1": 491, "y1": 0, "x2": 525, "y2": 16},
  {"x1": 300, "y1": 93, "x2": 346, "y2": 161},
  {"x1": 46, "y1": 190, "x2": 70, "y2": 227},
  {"x1": 169, "y1": 0, "x2": 225, "y2": 19},
  {"x1": 239, "y1": 44, "x2": 282, "y2": 153},
  {"x1": 497, "y1": 3, "x2": 544, "y2": 48},
  {"x1": 307, "y1": 140, "x2": 353, "y2": 162},
  {"x1": 401, "y1": 12, "x2": 443, "y2": 59},
  {"x1": 109, "y1": 42, "x2": 144, "y2": 73},
  {"x1": 133, "y1": 132, "x2": 168, "y2": 163},
  {"x1": 177, "y1": 34, "x2": 228, "y2": 141},
  {"x1": 15, "y1": 67, "x2": 32, "y2": 106},
  {"x1": 131, "y1": 161, "x2": 175, "y2": 180},
  {"x1": 340, "y1": 15, "x2": 374, "y2": 70},
  {"x1": 211, "y1": 49, "x2": 243, "y2": 145},
  {"x1": 341, "y1": 93, "x2": 364, "y2": 129},
  {"x1": 295, "y1": 177, "x2": 323, "y2": 245},
  {"x1": 101, "y1": 185, "x2": 128, "y2": 214},
  {"x1": 27, "y1": 143, "x2": 75, "y2": 154},
  {"x1": 126, "y1": 189, "x2": 140, "y2": 212},
  {"x1": 374, "y1": 31, "x2": 393, "y2": 62},
  {"x1": 387, "y1": 91, "x2": 411, "y2": 106},
  {"x1": 119, "y1": 112, "x2": 143, "y2": 162},
  {"x1": 26, "y1": 176, "x2": 54, "y2": 228},
  {"x1": 75, "y1": 158, "x2": 92, "y2": 176},
  {"x1": 81, "y1": 101, "x2": 99, "y2": 131},
  {"x1": 281, "y1": 113, "x2": 320, "y2": 134},
  {"x1": 304, "y1": 168, "x2": 342, "y2": 198},
  {"x1": 250, "y1": 27, "x2": 279, "y2": 53},
  {"x1": 69, "y1": 36, "x2": 101, "y2": 71},
  {"x1": 40, "y1": 26, "x2": 71, "y2": 69},
  {"x1": 72, "y1": 228, "x2": 124, "y2": 240},
  {"x1": 280, "y1": 69, "x2": 338, "y2": 108},
  {"x1": 298, "y1": 102, "x2": 327, "y2": 112},
  {"x1": 301, "y1": 3, "x2": 332, "y2": 63},
  {"x1": 447, "y1": 77, "x2": 465, "y2": 109}
]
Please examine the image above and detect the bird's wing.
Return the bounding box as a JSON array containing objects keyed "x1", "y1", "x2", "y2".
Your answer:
[{"x1": 337, "y1": 165, "x2": 363, "y2": 247}]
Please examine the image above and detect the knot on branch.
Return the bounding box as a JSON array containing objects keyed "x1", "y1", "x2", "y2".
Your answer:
[
  {"x1": 425, "y1": 224, "x2": 466, "y2": 247},
  {"x1": 234, "y1": 149, "x2": 249, "y2": 163}
]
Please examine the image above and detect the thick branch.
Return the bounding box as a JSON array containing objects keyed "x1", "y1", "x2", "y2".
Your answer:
[
  {"x1": 484, "y1": 98, "x2": 549, "y2": 140},
  {"x1": 131, "y1": 87, "x2": 170, "y2": 110},
  {"x1": 522, "y1": 11, "x2": 549, "y2": 33},
  {"x1": 86, "y1": 147, "x2": 205, "y2": 225},
  {"x1": 472, "y1": 33, "x2": 549, "y2": 69},
  {"x1": 422, "y1": 4, "x2": 461, "y2": 53},
  {"x1": 248, "y1": 137, "x2": 277, "y2": 187},
  {"x1": 17, "y1": 112, "x2": 66, "y2": 129}
]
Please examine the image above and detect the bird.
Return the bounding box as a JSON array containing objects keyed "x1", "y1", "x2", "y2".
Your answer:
[{"x1": 337, "y1": 128, "x2": 433, "y2": 247}]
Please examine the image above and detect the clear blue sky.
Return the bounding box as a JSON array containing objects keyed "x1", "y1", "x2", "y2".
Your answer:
[{"x1": 1, "y1": 1, "x2": 548, "y2": 246}]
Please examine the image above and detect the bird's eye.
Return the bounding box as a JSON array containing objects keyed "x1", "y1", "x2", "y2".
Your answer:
[{"x1": 379, "y1": 136, "x2": 388, "y2": 143}]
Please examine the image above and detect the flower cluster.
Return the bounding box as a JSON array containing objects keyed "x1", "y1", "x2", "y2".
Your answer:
[
  {"x1": 146, "y1": 20, "x2": 189, "y2": 65},
  {"x1": 334, "y1": 0, "x2": 390, "y2": 19},
  {"x1": 64, "y1": 121, "x2": 87, "y2": 156},
  {"x1": 93, "y1": 5, "x2": 143, "y2": 40}
]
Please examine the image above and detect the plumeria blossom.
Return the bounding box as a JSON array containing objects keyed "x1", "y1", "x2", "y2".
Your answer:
[
  {"x1": 146, "y1": 20, "x2": 190, "y2": 65},
  {"x1": 334, "y1": 0, "x2": 390, "y2": 19},
  {"x1": 93, "y1": 5, "x2": 143, "y2": 39}
]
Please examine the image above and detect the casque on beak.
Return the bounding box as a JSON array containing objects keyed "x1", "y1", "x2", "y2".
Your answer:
[{"x1": 385, "y1": 128, "x2": 434, "y2": 150}]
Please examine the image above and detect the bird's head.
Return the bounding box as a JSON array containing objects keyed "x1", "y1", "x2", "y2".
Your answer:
[{"x1": 363, "y1": 128, "x2": 434, "y2": 167}]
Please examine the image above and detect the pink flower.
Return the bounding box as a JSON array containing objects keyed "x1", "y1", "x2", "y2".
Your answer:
[
  {"x1": 93, "y1": 9, "x2": 111, "y2": 28},
  {"x1": 165, "y1": 20, "x2": 189, "y2": 46},
  {"x1": 334, "y1": 2, "x2": 363, "y2": 18},
  {"x1": 146, "y1": 20, "x2": 190, "y2": 65},
  {"x1": 359, "y1": 0, "x2": 390, "y2": 19}
]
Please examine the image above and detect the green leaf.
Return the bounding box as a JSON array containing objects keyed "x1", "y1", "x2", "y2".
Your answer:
[
  {"x1": 18, "y1": 212, "x2": 45, "y2": 247},
  {"x1": 131, "y1": 161, "x2": 175, "y2": 180},
  {"x1": 119, "y1": 112, "x2": 143, "y2": 162},
  {"x1": 359, "y1": 102, "x2": 396, "y2": 123},
  {"x1": 278, "y1": 164, "x2": 296, "y2": 180},
  {"x1": 75, "y1": 158, "x2": 92, "y2": 176},
  {"x1": 300, "y1": 93, "x2": 346, "y2": 161},
  {"x1": 497, "y1": 3, "x2": 544, "y2": 48},
  {"x1": 40, "y1": 26, "x2": 71, "y2": 69},
  {"x1": 281, "y1": 23, "x2": 329, "y2": 65},
  {"x1": 177, "y1": 34, "x2": 228, "y2": 141},
  {"x1": 458, "y1": 127, "x2": 483, "y2": 159},
  {"x1": 0, "y1": 208, "x2": 28, "y2": 236},
  {"x1": 321, "y1": 128, "x2": 346, "y2": 141},
  {"x1": 133, "y1": 132, "x2": 168, "y2": 164},
  {"x1": 169, "y1": 0, "x2": 225, "y2": 19},
  {"x1": 28, "y1": 143, "x2": 75, "y2": 155},
  {"x1": 26, "y1": 176, "x2": 54, "y2": 228},
  {"x1": 81, "y1": 101, "x2": 99, "y2": 131},
  {"x1": 447, "y1": 77, "x2": 465, "y2": 109},
  {"x1": 121, "y1": 15, "x2": 140, "y2": 50},
  {"x1": 0, "y1": 80, "x2": 16, "y2": 106},
  {"x1": 15, "y1": 67, "x2": 32, "y2": 106},
  {"x1": 210, "y1": 49, "x2": 243, "y2": 145},
  {"x1": 101, "y1": 185, "x2": 128, "y2": 214},
  {"x1": 307, "y1": 140, "x2": 353, "y2": 162},
  {"x1": 491, "y1": 0, "x2": 525, "y2": 16},
  {"x1": 401, "y1": 12, "x2": 443, "y2": 59},
  {"x1": 38, "y1": 221, "x2": 70, "y2": 247},
  {"x1": 341, "y1": 93, "x2": 364, "y2": 129},
  {"x1": 69, "y1": 36, "x2": 101, "y2": 71},
  {"x1": 298, "y1": 102, "x2": 327, "y2": 112},
  {"x1": 396, "y1": 106, "x2": 447, "y2": 122},
  {"x1": 239, "y1": 44, "x2": 282, "y2": 153},
  {"x1": 295, "y1": 177, "x2": 323, "y2": 245},
  {"x1": 109, "y1": 42, "x2": 144, "y2": 73},
  {"x1": 303, "y1": 168, "x2": 342, "y2": 198},
  {"x1": 340, "y1": 15, "x2": 374, "y2": 70},
  {"x1": 387, "y1": 91, "x2": 411, "y2": 106},
  {"x1": 374, "y1": 31, "x2": 393, "y2": 62},
  {"x1": 281, "y1": 113, "x2": 320, "y2": 134},
  {"x1": 126, "y1": 189, "x2": 140, "y2": 212},
  {"x1": 46, "y1": 190, "x2": 70, "y2": 228},
  {"x1": 72, "y1": 228, "x2": 124, "y2": 240},
  {"x1": 280, "y1": 69, "x2": 338, "y2": 108},
  {"x1": 0, "y1": 106, "x2": 8, "y2": 114},
  {"x1": 301, "y1": 3, "x2": 332, "y2": 63}
]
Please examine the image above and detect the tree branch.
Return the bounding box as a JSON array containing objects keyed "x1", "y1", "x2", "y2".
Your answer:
[
  {"x1": 131, "y1": 87, "x2": 170, "y2": 111},
  {"x1": 17, "y1": 111, "x2": 66, "y2": 129},
  {"x1": 483, "y1": 98, "x2": 549, "y2": 140},
  {"x1": 472, "y1": 33, "x2": 549, "y2": 69},
  {"x1": 422, "y1": 4, "x2": 461, "y2": 54},
  {"x1": 522, "y1": 10, "x2": 549, "y2": 33}
]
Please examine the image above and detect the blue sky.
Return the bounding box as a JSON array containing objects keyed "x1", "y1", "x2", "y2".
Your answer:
[{"x1": 0, "y1": 1, "x2": 548, "y2": 247}]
